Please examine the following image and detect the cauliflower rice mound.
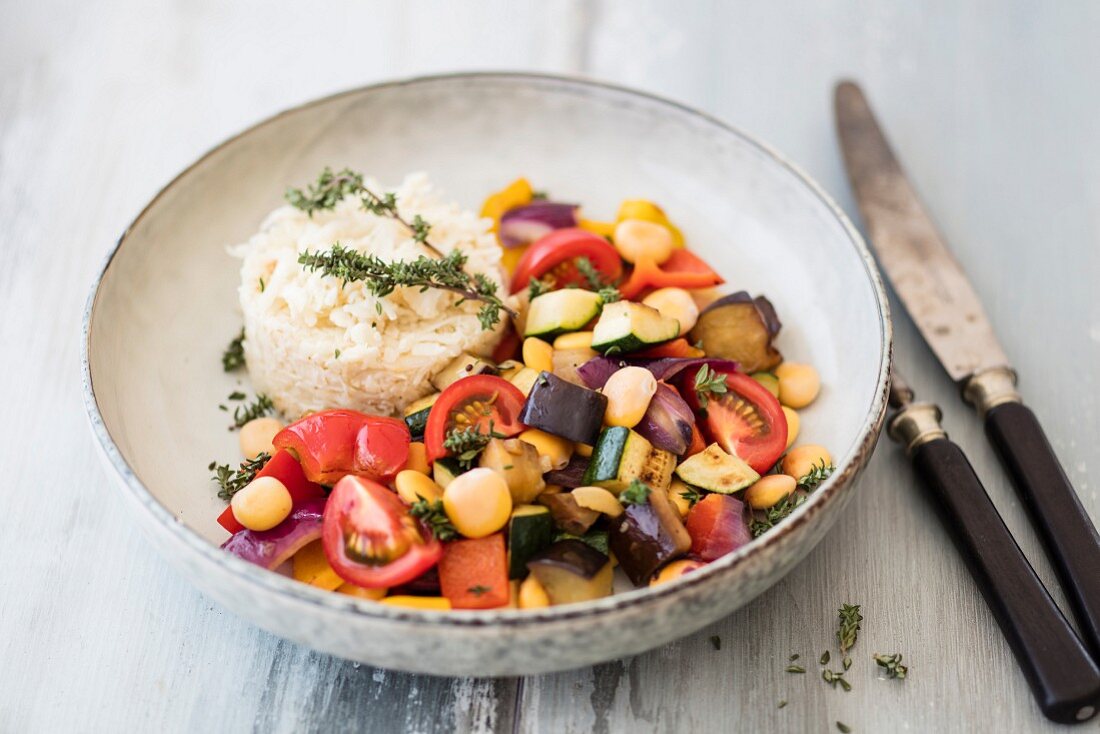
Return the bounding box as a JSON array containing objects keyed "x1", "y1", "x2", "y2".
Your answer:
[{"x1": 233, "y1": 173, "x2": 508, "y2": 418}]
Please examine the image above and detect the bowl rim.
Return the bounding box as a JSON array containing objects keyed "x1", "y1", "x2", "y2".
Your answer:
[{"x1": 81, "y1": 70, "x2": 891, "y2": 628}]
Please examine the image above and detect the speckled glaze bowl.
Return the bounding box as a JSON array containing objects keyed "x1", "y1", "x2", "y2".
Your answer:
[{"x1": 83, "y1": 73, "x2": 890, "y2": 676}]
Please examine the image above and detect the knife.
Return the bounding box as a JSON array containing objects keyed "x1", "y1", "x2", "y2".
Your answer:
[
  {"x1": 834, "y1": 80, "x2": 1100, "y2": 661},
  {"x1": 887, "y1": 368, "x2": 1100, "y2": 723}
]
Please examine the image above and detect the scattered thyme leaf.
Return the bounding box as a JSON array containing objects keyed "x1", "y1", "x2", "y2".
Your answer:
[
  {"x1": 258, "y1": 277, "x2": 265, "y2": 292},
  {"x1": 843, "y1": 656, "x2": 852, "y2": 671},
  {"x1": 693, "y1": 364, "x2": 728, "y2": 409},
  {"x1": 679, "y1": 485, "x2": 703, "y2": 507},
  {"x1": 620, "y1": 479, "x2": 651, "y2": 506},
  {"x1": 222, "y1": 328, "x2": 246, "y2": 371},
  {"x1": 820, "y1": 650, "x2": 830, "y2": 665},
  {"x1": 789, "y1": 653, "x2": 800, "y2": 661},
  {"x1": 822, "y1": 668, "x2": 852, "y2": 692},
  {"x1": 873, "y1": 653, "x2": 908, "y2": 679},
  {"x1": 409, "y1": 498, "x2": 458, "y2": 541},
  {"x1": 837, "y1": 603, "x2": 863, "y2": 657},
  {"x1": 785, "y1": 665, "x2": 806, "y2": 674},
  {"x1": 210, "y1": 452, "x2": 271, "y2": 501},
  {"x1": 709, "y1": 635, "x2": 721, "y2": 651},
  {"x1": 232, "y1": 394, "x2": 275, "y2": 429},
  {"x1": 334, "y1": 349, "x2": 341, "y2": 359},
  {"x1": 227, "y1": 391, "x2": 246, "y2": 401},
  {"x1": 777, "y1": 700, "x2": 788, "y2": 709},
  {"x1": 798, "y1": 459, "x2": 835, "y2": 490},
  {"x1": 837, "y1": 723, "x2": 852, "y2": 733}
]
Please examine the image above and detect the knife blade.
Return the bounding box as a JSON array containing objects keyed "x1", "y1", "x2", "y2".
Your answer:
[
  {"x1": 887, "y1": 368, "x2": 1100, "y2": 724},
  {"x1": 834, "y1": 79, "x2": 1100, "y2": 662}
]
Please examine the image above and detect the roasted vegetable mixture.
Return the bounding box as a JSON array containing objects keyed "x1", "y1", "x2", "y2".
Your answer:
[{"x1": 214, "y1": 176, "x2": 834, "y2": 610}]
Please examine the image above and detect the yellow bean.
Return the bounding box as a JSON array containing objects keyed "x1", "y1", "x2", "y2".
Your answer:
[
  {"x1": 775, "y1": 362, "x2": 821, "y2": 409},
  {"x1": 443, "y1": 467, "x2": 513, "y2": 538},
  {"x1": 744, "y1": 474, "x2": 798, "y2": 509},
  {"x1": 518, "y1": 429, "x2": 574, "y2": 470},
  {"x1": 650, "y1": 559, "x2": 704, "y2": 586},
  {"x1": 602, "y1": 366, "x2": 658, "y2": 428},
  {"x1": 518, "y1": 576, "x2": 551, "y2": 609},
  {"x1": 642, "y1": 288, "x2": 699, "y2": 334},
  {"x1": 395, "y1": 469, "x2": 443, "y2": 505},
  {"x1": 231, "y1": 476, "x2": 292, "y2": 531},
  {"x1": 522, "y1": 337, "x2": 554, "y2": 374},
  {"x1": 782, "y1": 407, "x2": 799, "y2": 450},
  {"x1": 571, "y1": 486, "x2": 624, "y2": 517},
  {"x1": 615, "y1": 199, "x2": 684, "y2": 248},
  {"x1": 239, "y1": 416, "x2": 284, "y2": 460},
  {"x1": 782, "y1": 445, "x2": 833, "y2": 482},
  {"x1": 553, "y1": 331, "x2": 595, "y2": 350},
  {"x1": 613, "y1": 219, "x2": 675, "y2": 265}
]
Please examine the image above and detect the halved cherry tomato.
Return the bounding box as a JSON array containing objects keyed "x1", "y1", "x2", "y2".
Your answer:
[
  {"x1": 680, "y1": 365, "x2": 787, "y2": 473},
  {"x1": 273, "y1": 410, "x2": 410, "y2": 485},
  {"x1": 322, "y1": 476, "x2": 442, "y2": 588},
  {"x1": 632, "y1": 338, "x2": 706, "y2": 359},
  {"x1": 509, "y1": 228, "x2": 623, "y2": 294},
  {"x1": 618, "y1": 249, "x2": 724, "y2": 300},
  {"x1": 424, "y1": 375, "x2": 527, "y2": 462},
  {"x1": 685, "y1": 494, "x2": 750, "y2": 561},
  {"x1": 217, "y1": 449, "x2": 326, "y2": 534}
]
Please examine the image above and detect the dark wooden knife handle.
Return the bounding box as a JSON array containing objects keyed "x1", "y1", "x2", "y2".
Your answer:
[
  {"x1": 912, "y1": 437, "x2": 1100, "y2": 723},
  {"x1": 986, "y1": 401, "x2": 1100, "y2": 658}
]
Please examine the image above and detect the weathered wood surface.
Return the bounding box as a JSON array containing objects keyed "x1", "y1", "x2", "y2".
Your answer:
[{"x1": 2, "y1": 1, "x2": 1098, "y2": 731}]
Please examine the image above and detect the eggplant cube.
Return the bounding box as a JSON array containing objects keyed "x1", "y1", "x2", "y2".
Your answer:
[
  {"x1": 527, "y1": 540, "x2": 613, "y2": 605},
  {"x1": 609, "y1": 486, "x2": 692, "y2": 586},
  {"x1": 519, "y1": 371, "x2": 608, "y2": 445}
]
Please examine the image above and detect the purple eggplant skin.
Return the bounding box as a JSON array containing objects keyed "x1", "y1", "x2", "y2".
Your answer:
[
  {"x1": 545, "y1": 454, "x2": 591, "y2": 488},
  {"x1": 689, "y1": 291, "x2": 782, "y2": 373},
  {"x1": 635, "y1": 383, "x2": 695, "y2": 455},
  {"x1": 519, "y1": 371, "x2": 608, "y2": 445},
  {"x1": 703, "y1": 291, "x2": 782, "y2": 336},
  {"x1": 608, "y1": 488, "x2": 693, "y2": 586}
]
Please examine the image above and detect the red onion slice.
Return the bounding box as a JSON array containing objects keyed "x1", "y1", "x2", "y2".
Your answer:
[
  {"x1": 499, "y1": 202, "x2": 578, "y2": 247},
  {"x1": 221, "y1": 497, "x2": 327, "y2": 570}
]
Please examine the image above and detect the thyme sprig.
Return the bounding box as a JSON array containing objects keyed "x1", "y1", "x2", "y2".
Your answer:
[
  {"x1": 443, "y1": 423, "x2": 504, "y2": 468},
  {"x1": 222, "y1": 328, "x2": 246, "y2": 371},
  {"x1": 209, "y1": 452, "x2": 271, "y2": 501},
  {"x1": 298, "y1": 244, "x2": 514, "y2": 330},
  {"x1": 528, "y1": 277, "x2": 552, "y2": 300},
  {"x1": 574, "y1": 256, "x2": 605, "y2": 290},
  {"x1": 232, "y1": 394, "x2": 275, "y2": 429},
  {"x1": 693, "y1": 364, "x2": 729, "y2": 409},
  {"x1": 750, "y1": 492, "x2": 807, "y2": 537},
  {"x1": 679, "y1": 484, "x2": 703, "y2": 507},
  {"x1": 872, "y1": 653, "x2": 908, "y2": 680},
  {"x1": 409, "y1": 498, "x2": 458, "y2": 541},
  {"x1": 837, "y1": 603, "x2": 863, "y2": 657},
  {"x1": 620, "y1": 479, "x2": 651, "y2": 506},
  {"x1": 798, "y1": 459, "x2": 836, "y2": 490}
]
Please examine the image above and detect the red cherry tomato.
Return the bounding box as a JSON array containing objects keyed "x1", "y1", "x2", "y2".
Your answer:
[
  {"x1": 685, "y1": 494, "x2": 751, "y2": 561},
  {"x1": 680, "y1": 366, "x2": 787, "y2": 473},
  {"x1": 618, "y1": 249, "x2": 724, "y2": 300},
  {"x1": 424, "y1": 375, "x2": 527, "y2": 462},
  {"x1": 273, "y1": 410, "x2": 410, "y2": 485},
  {"x1": 509, "y1": 228, "x2": 623, "y2": 294},
  {"x1": 322, "y1": 476, "x2": 442, "y2": 588}
]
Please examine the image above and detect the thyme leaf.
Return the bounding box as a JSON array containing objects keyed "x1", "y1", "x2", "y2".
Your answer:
[
  {"x1": 750, "y1": 492, "x2": 807, "y2": 537},
  {"x1": 693, "y1": 364, "x2": 729, "y2": 409},
  {"x1": 679, "y1": 484, "x2": 703, "y2": 507},
  {"x1": 222, "y1": 328, "x2": 246, "y2": 371},
  {"x1": 527, "y1": 277, "x2": 552, "y2": 300},
  {"x1": 209, "y1": 452, "x2": 271, "y2": 501},
  {"x1": 837, "y1": 603, "x2": 863, "y2": 657},
  {"x1": 574, "y1": 256, "x2": 606, "y2": 290},
  {"x1": 232, "y1": 394, "x2": 275, "y2": 429},
  {"x1": 620, "y1": 479, "x2": 651, "y2": 506},
  {"x1": 798, "y1": 459, "x2": 835, "y2": 490},
  {"x1": 468, "y1": 585, "x2": 491, "y2": 597},
  {"x1": 709, "y1": 635, "x2": 721, "y2": 650},
  {"x1": 443, "y1": 423, "x2": 503, "y2": 468},
  {"x1": 873, "y1": 652, "x2": 908, "y2": 679},
  {"x1": 785, "y1": 664, "x2": 806, "y2": 674},
  {"x1": 409, "y1": 498, "x2": 458, "y2": 541}
]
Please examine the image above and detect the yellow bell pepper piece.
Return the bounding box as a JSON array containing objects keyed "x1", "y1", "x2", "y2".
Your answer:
[
  {"x1": 481, "y1": 177, "x2": 534, "y2": 231},
  {"x1": 578, "y1": 219, "x2": 616, "y2": 239},
  {"x1": 615, "y1": 199, "x2": 684, "y2": 247},
  {"x1": 380, "y1": 595, "x2": 453, "y2": 611},
  {"x1": 292, "y1": 540, "x2": 344, "y2": 591}
]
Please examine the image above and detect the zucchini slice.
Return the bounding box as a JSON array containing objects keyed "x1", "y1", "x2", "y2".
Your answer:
[
  {"x1": 402, "y1": 392, "x2": 439, "y2": 442},
  {"x1": 507, "y1": 505, "x2": 554, "y2": 579},
  {"x1": 582, "y1": 426, "x2": 653, "y2": 493},
  {"x1": 432, "y1": 457, "x2": 466, "y2": 488},
  {"x1": 430, "y1": 353, "x2": 498, "y2": 392},
  {"x1": 590, "y1": 301, "x2": 680, "y2": 355},
  {"x1": 524, "y1": 289, "x2": 604, "y2": 341},
  {"x1": 674, "y1": 443, "x2": 760, "y2": 494}
]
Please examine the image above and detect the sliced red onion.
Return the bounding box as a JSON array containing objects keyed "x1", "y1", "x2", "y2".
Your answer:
[
  {"x1": 221, "y1": 497, "x2": 327, "y2": 570},
  {"x1": 499, "y1": 201, "x2": 578, "y2": 247},
  {"x1": 636, "y1": 383, "x2": 695, "y2": 454},
  {"x1": 577, "y1": 356, "x2": 740, "y2": 390},
  {"x1": 545, "y1": 454, "x2": 590, "y2": 488}
]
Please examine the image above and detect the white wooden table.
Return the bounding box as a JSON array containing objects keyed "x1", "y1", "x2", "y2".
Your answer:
[{"x1": 3, "y1": 1, "x2": 1099, "y2": 731}]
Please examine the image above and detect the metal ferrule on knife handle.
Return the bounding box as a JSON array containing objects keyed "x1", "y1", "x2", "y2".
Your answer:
[
  {"x1": 963, "y1": 365, "x2": 1022, "y2": 417},
  {"x1": 887, "y1": 402, "x2": 947, "y2": 456}
]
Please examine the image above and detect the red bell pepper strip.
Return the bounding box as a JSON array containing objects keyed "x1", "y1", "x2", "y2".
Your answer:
[
  {"x1": 438, "y1": 533, "x2": 511, "y2": 609},
  {"x1": 618, "y1": 249, "x2": 724, "y2": 300},
  {"x1": 274, "y1": 410, "x2": 410, "y2": 485},
  {"x1": 217, "y1": 449, "x2": 326, "y2": 534}
]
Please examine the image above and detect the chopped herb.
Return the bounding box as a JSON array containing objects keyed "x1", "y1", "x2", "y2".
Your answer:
[
  {"x1": 837, "y1": 603, "x2": 862, "y2": 657},
  {"x1": 209, "y1": 452, "x2": 271, "y2": 501},
  {"x1": 750, "y1": 492, "x2": 808, "y2": 537},
  {"x1": 468, "y1": 585, "x2": 491, "y2": 597},
  {"x1": 527, "y1": 277, "x2": 552, "y2": 300},
  {"x1": 709, "y1": 635, "x2": 721, "y2": 651},
  {"x1": 574, "y1": 256, "x2": 605, "y2": 290},
  {"x1": 552, "y1": 529, "x2": 610, "y2": 555},
  {"x1": 820, "y1": 650, "x2": 830, "y2": 665},
  {"x1": 227, "y1": 391, "x2": 246, "y2": 401},
  {"x1": 531, "y1": 189, "x2": 548, "y2": 200},
  {"x1": 597, "y1": 286, "x2": 622, "y2": 303},
  {"x1": 873, "y1": 653, "x2": 908, "y2": 679},
  {"x1": 409, "y1": 498, "x2": 458, "y2": 541},
  {"x1": 821, "y1": 668, "x2": 852, "y2": 692},
  {"x1": 679, "y1": 485, "x2": 703, "y2": 507},
  {"x1": 837, "y1": 723, "x2": 852, "y2": 733},
  {"x1": 620, "y1": 479, "x2": 651, "y2": 506},
  {"x1": 777, "y1": 700, "x2": 788, "y2": 709},
  {"x1": 258, "y1": 277, "x2": 265, "y2": 292},
  {"x1": 502, "y1": 464, "x2": 514, "y2": 470},
  {"x1": 334, "y1": 349, "x2": 341, "y2": 359},
  {"x1": 443, "y1": 423, "x2": 503, "y2": 468},
  {"x1": 785, "y1": 665, "x2": 806, "y2": 674},
  {"x1": 222, "y1": 328, "x2": 246, "y2": 371},
  {"x1": 799, "y1": 460, "x2": 835, "y2": 489},
  {"x1": 232, "y1": 394, "x2": 275, "y2": 429},
  {"x1": 299, "y1": 244, "x2": 512, "y2": 331},
  {"x1": 693, "y1": 364, "x2": 729, "y2": 408},
  {"x1": 218, "y1": 404, "x2": 227, "y2": 412},
  {"x1": 843, "y1": 656, "x2": 852, "y2": 671},
  {"x1": 789, "y1": 653, "x2": 800, "y2": 661}
]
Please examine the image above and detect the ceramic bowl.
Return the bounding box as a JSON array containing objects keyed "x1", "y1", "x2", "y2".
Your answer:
[{"x1": 83, "y1": 72, "x2": 890, "y2": 676}]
